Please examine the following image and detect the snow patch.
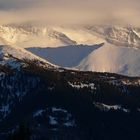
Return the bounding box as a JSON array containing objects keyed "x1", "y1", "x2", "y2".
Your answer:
[
  {"x1": 33, "y1": 109, "x2": 45, "y2": 118},
  {"x1": 93, "y1": 102, "x2": 130, "y2": 113},
  {"x1": 0, "y1": 104, "x2": 10, "y2": 119},
  {"x1": 49, "y1": 116, "x2": 58, "y2": 125},
  {"x1": 68, "y1": 82, "x2": 96, "y2": 90},
  {"x1": 52, "y1": 107, "x2": 67, "y2": 113}
]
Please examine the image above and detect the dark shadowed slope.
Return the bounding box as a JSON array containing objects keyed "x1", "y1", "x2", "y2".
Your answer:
[{"x1": 27, "y1": 44, "x2": 103, "y2": 67}]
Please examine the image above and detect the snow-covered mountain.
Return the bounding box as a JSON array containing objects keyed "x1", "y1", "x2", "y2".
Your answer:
[
  {"x1": 27, "y1": 44, "x2": 103, "y2": 67},
  {"x1": 27, "y1": 43, "x2": 140, "y2": 77},
  {"x1": 1, "y1": 24, "x2": 140, "y2": 140},
  {"x1": 77, "y1": 44, "x2": 140, "y2": 76},
  {"x1": 1, "y1": 25, "x2": 135, "y2": 47},
  {"x1": 0, "y1": 45, "x2": 55, "y2": 69},
  {"x1": 86, "y1": 26, "x2": 140, "y2": 48},
  {"x1": 0, "y1": 25, "x2": 77, "y2": 48},
  {"x1": 1, "y1": 25, "x2": 140, "y2": 49},
  {"x1": 0, "y1": 25, "x2": 140, "y2": 76}
]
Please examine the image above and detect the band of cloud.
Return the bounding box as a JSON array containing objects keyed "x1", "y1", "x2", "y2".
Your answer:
[{"x1": 0, "y1": 0, "x2": 139, "y2": 26}]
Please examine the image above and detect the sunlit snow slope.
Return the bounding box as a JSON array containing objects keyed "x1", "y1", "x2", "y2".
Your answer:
[{"x1": 77, "y1": 44, "x2": 140, "y2": 76}]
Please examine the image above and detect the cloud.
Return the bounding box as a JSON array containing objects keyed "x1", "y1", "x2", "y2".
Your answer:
[{"x1": 0, "y1": 0, "x2": 140, "y2": 26}]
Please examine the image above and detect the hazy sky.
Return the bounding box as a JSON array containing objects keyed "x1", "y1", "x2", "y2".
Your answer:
[{"x1": 0, "y1": 0, "x2": 140, "y2": 26}]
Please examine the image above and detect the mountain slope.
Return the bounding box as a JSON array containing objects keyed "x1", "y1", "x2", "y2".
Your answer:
[
  {"x1": 0, "y1": 25, "x2": 77, "y2": 48},
  {"x1": 1, "y1": 25, "x2": 140, "y2": 49},
  {"x1": 27, "y1": 44, "x2": 103, "y2": 67},
  {"x1": 27, "y1": 42, "x2": 140, "y2": 77},
  {"x1": 86, "y1": 26, "x2": 140, "y2": 48},
  {"x1": 0, "y1": 45, "x2": 56, "y2": 68},
  {"x1": 77, "y1": 43, "x2": 140, "y2": 76},
  {"x1": 0, "y1": 62, "x2": 140, "y2": 140}
]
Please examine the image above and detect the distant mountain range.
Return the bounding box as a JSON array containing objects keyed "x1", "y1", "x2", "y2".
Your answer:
[{"x1": 0, "y1": 24, "x2": 140, "y2": 76}]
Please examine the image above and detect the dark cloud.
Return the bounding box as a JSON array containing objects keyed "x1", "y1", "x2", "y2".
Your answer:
[{"x1": 0, "y1": 0, "x2": 40, "y2": 10}]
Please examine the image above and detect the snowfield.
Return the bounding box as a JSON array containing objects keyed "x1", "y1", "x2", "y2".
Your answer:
[{"x1": 77, "y1": 43, "x2": 140, "y2": 76}]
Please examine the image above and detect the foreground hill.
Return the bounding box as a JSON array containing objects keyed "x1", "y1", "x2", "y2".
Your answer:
[{"x1": 0, "y1": 56, "x2": 140, "y2": 140}]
